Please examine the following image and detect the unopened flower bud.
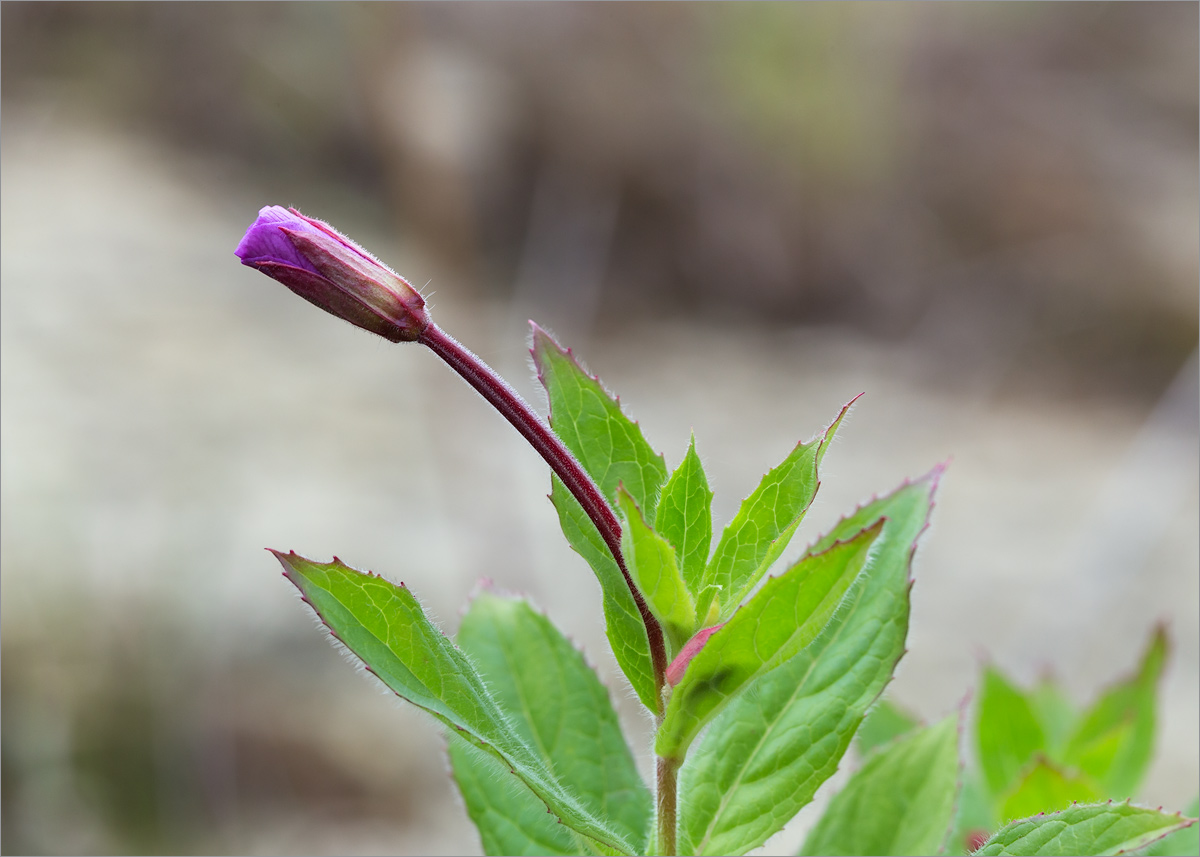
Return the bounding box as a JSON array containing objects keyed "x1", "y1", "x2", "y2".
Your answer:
[
  {"x1": 236, "y1": 206, "x2": 430, "y2": 342},
  {"x1": 665, "y1": 623, "x2": 725, "y2": 686}
]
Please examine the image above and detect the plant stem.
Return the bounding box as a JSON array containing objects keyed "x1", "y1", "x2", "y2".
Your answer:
[
  {"x1": 656, "y1": 754, "x2": 680, "y2": 856},
  {"x1": 417, "y1": 322, "x2": 669, "y2": 700}
]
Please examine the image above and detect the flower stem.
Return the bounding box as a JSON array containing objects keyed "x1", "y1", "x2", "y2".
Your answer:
[
  {"x1": 417, "y1": 322, "x2": 668, "y2": 702},
  {"x1": 656, "y1": 754, "x2": 680, "y2": 856}
]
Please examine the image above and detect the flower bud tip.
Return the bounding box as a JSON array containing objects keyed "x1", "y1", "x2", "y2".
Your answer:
[{"x1": 237, "y1": 205, "x2": 430, "y2": 342}]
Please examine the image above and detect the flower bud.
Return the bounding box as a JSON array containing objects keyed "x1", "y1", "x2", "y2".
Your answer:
[
  {"x1": 665, "y1": 622, "x2": 725, "y2": 686},
  {"x1": 236, "y1": 206, "x2": 430, "y2": 342}
]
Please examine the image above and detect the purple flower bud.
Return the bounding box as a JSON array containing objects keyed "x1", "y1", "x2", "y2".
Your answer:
[{"x1": 236, "y1": 206, "x2": 430, "y2": 342}]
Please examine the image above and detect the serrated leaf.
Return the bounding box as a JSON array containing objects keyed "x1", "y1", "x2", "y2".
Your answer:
[
  {"x1": 449, "y1": 740, "x2": 583, "y2": 856},
  {"x1": 618, "y1": 486, "x2": 696, "y2": 653},
  {"x1": 999, "y1": 756, "x2": 1100, "y2": 824},
  {"x1": 533, "y1": 325, "x2": 668, "y2": 711},
  {"x1": 800, "y1": 713, "x2": 961, "y2": 856},
  {"x1": 277, "y1": 553, "x2": 635, "y2": 855},
  {"x1": 532, "y1": 324, "x2": 668, "y2": 514},
  {"x1": 657, "y1": 519, "x2": 883, "y2": 761},
  {"x1": 678, "y1": 470, "x2": 940, "y2": 856},
  {"x1": 978, "y1": 666, "x2": 1046, "y2": 801},
  {"x1": 449, "y1": 592, "x2": 651, "y2": 856},
  {"x1": 974, "y1": 802, "x2": 1195, "y2": 856},
  {"x1": 856, "y1": 698, "x2": 920, "y2": 756},
  {"x1": 700, "y1": 400, "x2": 853, "y2": 621},
  {"x1": 1062, "y1": 628, "x2": 1166, "y2": 798},
  {"x1": 655, "y1": 434, "x2": 713, "y2": 595},
  {"x1": 1143, "y1": 797, "x2": 1199, "y2": 856},
  {"x1": 550, "y1": 478, "x2": 658, "y2": 712}
]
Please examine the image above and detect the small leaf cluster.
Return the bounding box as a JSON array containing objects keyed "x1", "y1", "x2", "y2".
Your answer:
[
  {"x1": 275, "y1": 326, "x2": 1195, "y2": 856},
  {"x1": 853, "y1": 628, "x2": 1198, "y2": 857}
]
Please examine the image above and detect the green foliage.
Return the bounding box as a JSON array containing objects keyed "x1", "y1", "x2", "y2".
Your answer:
[
  {"x1": 697, "y1": 401, "x2": 851, "y2": 623},
  {"x1": 978, "y1": 666, "x2": 1048, "y2": 800},
  {"x1": 932, "y1": 627, "x2": 1179, "y2": 855},
  {"x1": 1060, "y1": 628, "x2": 1165, "y2": 799},
  {"x1": 1028, "y1": 679, "x2": 1077, "y2": 759},
  {"x1": 658, "y1": 520, "x2": 882, "y2": 760},
  {"x1": 448, "y1": 592, "x2": 651, "y2": 855},
  {"x1": 966, "y1": 629, "x2": 1171, "y2": 847},
  {"x1": 974, "y1": 802, "x2": 1194, "y2": 857},
  {"x1": 857, "y1": 698, "x2": 920, "y2": 756},
  {"x1": 550, "y1": 480, "x2": 658, "y2": 712},
  {"x1": 276, "y1": 553, "x2": 636, "y2": 855},
  {"x1": 999, "y1": 757, "x2": 1099, "y2": 823},
  {"x1": 800, "y1": 713, "x2": 961, "y2": 856},
  {"x1": 655, "y1": 434, "x2": 714, "y2": 598},
  {"x1": 265, "y1": 318, "x2": 1194, "y2": 857},
  {"x1": 678, "y1": 474, "x2": 938, "y2": 856},
  {"x1": 618, "y1": 486, "x2": 696, "y2": 653},
  {"x1": 533, "y1": 326, "x2": 668, "y2": 711},
  {"x1": 532, "y1": 325, "x2": 669, "y2": 516},
  {"x1": 1143, "y1": 797, "x2": 1200, "y2": 857}
]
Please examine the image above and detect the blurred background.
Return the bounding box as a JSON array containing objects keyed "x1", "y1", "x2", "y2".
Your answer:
[{"x1": 1, "y1": 3, "x2": 1196, "y2": 854}]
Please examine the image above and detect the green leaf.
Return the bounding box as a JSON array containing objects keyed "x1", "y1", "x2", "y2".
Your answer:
[
  {"x1": 277, "y1": 553, "x2": 636, "y2": 855},
  {"x1": 999, "y1": 756, "x2": 1100, "y2": 824},
  {"x1": 617, "y1": 486, "x2": 696, "y2": 653},
  {"x1": 1029, "y1": 677, "x2": 1078, "y2": 760},
  {"x1": 449, "y1": 740, "x2": 583, "y2": 856},
  {"x1": 1142, "y1": 797, "x2": 1199, "y2": 856},
  {"x1": 678, "y1": 470, "x2": 941, "y2": 856},
  {"x1": 978, "y1": 666, "x2": 1046, "y2": 801},
  {"x1": 655, "y1": 434, "x2": 714, "y2": 596},
  {"x1": 1061, "y1": 627, "x2": 1166, "y2": 798},
  {"x1": 700, "y1": 399, "x2": 854, "y2": 621},
  {"x1": 533, "y1": 325, "x2": 668, "y2": 711},
  {"x1": 532, "y1": 324, "x2": 668, "y2": 514},
  {"x1": 550, "y1": 478, "x2": 658, "y2": 712},
  {"x1": 974, "y1": 802, "x2": 1195, "y2": 856},
  {"x1": 657, "y1": 519, "x2": 883, "y2": 761},
  {"x1": 449, "y1": 592, "x2": 651, "y2": 856},
  {"x1": 800, "y1": 713, "x2": 962, "y2": 856},
  {"x1": 856, "y1": 698, "x2": 920, "y2": 756}
]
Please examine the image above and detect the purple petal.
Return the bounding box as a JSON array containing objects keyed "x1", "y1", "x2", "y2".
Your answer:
[{"x1": 235, "y1": 205, "x2": 324, "y2": 273}]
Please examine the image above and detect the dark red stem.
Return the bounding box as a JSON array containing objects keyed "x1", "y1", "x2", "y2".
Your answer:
[{"x1": 417, "y1": 322, "x2": 667, "y2": 701}]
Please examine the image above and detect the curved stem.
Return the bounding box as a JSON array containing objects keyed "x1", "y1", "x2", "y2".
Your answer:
[{"x1": 417, "y1": 322, "x2": 668, "y2": 700}]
